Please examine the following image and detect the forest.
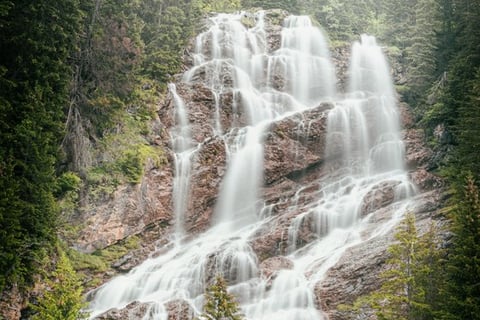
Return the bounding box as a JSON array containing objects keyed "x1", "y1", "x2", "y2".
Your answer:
[{"x1": 0, "y1": 0, "x2": 479, "y2": 319}]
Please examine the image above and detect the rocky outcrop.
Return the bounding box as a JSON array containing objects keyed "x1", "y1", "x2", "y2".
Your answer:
[
  {"x1": 67, "y1": 9, "x2": 446, "y2": 320},
  {"x1": 316, "y1": 188, "x2": 447, "y2": 320},
  {"x1": 186, "y1": 136, "x2": 227, "y2": 232},
  {"x1": 74, "y1": 161, "x2": 174, "y2": 253},
  {"x1": 316, "y1": 235, "x2": 390, "y2": 319},
  {"x1": 165, "y1": 299, "x2": 195, "y2": 320},
  {"x1": 259, "y1": 256, "x2": 294, "y2": 280},
  {"x1": 264, "y1": 103, "x2": 332, "y2": 184},
  {"x1": 360, "y1": 180, "x2": 399, "y2": 217},
  {"x1": 0, "y1": 285, "x2": 24, "y2": 320},
  {"x1": 96, "y1": 301, "x2": 151, "y2": 320}
]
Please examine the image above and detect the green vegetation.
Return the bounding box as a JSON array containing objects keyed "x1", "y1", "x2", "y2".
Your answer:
[
  {"x1": 0, "y1": 0, "x2": 83, "y2": 292},
  {"x1": 441, "y1": 175, "x2": 480, "y2": 319},
  {"x1": 30, "y1": 247, "x2": 87, "y2": 320},
  {"x1": 200, "y1": 276, "x2": 243, "y2": 320},
  {"x1": 0, "y1": 0, "x2": 479, "y2": 319},
  {"x1": 66, "y1": 235, "x2": 140, "y2": 288},
  {"x1": 344, "y1": 213, "x2": 444, "y2": 319}
]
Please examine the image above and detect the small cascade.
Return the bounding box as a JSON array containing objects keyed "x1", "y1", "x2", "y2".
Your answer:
[
  {"x1": 169, "y1": 84, "x2": 196, "y2": 239},
  {"x1": 88, "y1": 13, "x2": 416, "y2": 320},
  {"x1": 213, "y1": 125, "x2": 265, "y2": 227},
  {"x1": 274, "y1": 15, "x2": 336, "y2": 105}
]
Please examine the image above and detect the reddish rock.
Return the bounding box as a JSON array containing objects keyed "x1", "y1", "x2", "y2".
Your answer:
[
  {"x1": 315, "y1": 235, "x2": 391, "y2": 319},
  {"x1": 317, "y1": 187, "x2": 447, "y2": 320},
  {"x1": 264, "y1": 132, "x2": 321, "y2": 184},
  {"x1": 0, "y1": 284, "x2": 24, "y2": 320},
  {"x1": 403, "y1": 128, "x2": 433, "y2": 169},
  {"x1": 96, "y1": 301, "x2": 151, "y2": 319},
  {"x1": 399, "y1": 102, "x2": 415, "y2": 129},
  {"x1": 186, "y1": 136, "x2": 227, "y2": 233},
  {"x1": 410, "y1": 168, "x2": 444, "y2": 191},
  {"x1": 360, "y1": 180, "x2": 399, "y2": 217},
  {"x1": 165, "y1": 299, "x2": 194, "y2": 320},
  {"x1": 259, "y1": 256, "x2": 294, "y2": 279},
  {"x1": 75, "y1": 162, "x2": 174, "y2": 253}
]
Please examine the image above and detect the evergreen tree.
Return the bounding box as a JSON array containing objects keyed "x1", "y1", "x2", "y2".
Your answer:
[
  {"x1": 350, "y1": 213, "x2": 443, "y2": 320},
  {"x1": 441, "y1": 0, "x2": 480, "y2": 180},
  {"x1": 200, "y1": 276, "x2": 243, "y2": 320},
  {"x1": 243, "y1": 0, "x2": 298, "y2": 13},
  {"x1": 441, "y1": 175, "x2": 480, "y2": 319},
  {"x1": 0, "y1": 0, "x2": 83, "y2": 291},
  {"x1": 31, "y1": 249, "x2": 86, "y2": 320},
  {"x1": 406, "y1": 0, "x2": 441, "y2": 100},
  {"x1": 382, "y1": 0, "x2": 417, "y2": 49}
]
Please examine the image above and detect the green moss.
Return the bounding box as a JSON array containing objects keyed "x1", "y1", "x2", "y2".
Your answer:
[
  {"x1": 95, "y1": 235, "x2": 140, "y2": 263},
  {"x1": 67, "y1": 249, "x2": 108, "y2": 273},
  {"x1": 66, "y1": 235, "x2": 140, "y2": 289}
]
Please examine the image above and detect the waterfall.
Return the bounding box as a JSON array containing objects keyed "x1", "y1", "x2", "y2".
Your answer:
[
  {"x1": 87, "y1": 13, "x2": 414, "y2": 320},
  {"x1": 169, "y1": 84, "x2": 196, "y2": 239}
]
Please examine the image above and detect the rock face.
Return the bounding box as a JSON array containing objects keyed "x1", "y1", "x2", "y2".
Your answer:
[
  {"x1": 316, "y1": 189, "x2": 447, "y2": 320},
  {"x1": 96, "y1": 301, "x2": 151, "y2": 320},
  {"x1": 74, "y1": 161, "x2": 174, "y2": 253},
  {"x1": 64, "y1": 9, "x2": 446, "y2": 320}
]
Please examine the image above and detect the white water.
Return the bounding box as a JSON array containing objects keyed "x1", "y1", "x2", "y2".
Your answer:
[
  {"x1": 169, "y1": 83, "x2": 198, "y2": 239},
  {"x1": 88, "y1": 13, "x2": 414, "y2": 320}
]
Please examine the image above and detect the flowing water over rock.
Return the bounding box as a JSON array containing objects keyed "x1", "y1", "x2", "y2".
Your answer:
[{"x1": 87, "y1": 12, "x2": 417, "y2": 320}]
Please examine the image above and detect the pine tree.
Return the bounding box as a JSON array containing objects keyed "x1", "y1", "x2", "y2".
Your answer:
[
  {"x1": 31, "y1": 249, "x2": 86, "y2": 320},
  {"x1": 350, "y1": 213, "x2": 443, "y2": 320},
  {"x1": 441, "y1": 175, "x2": 480, "y2": 319},
  {"x1": 0, "y1": 0, "x2": 83, "y2": 291},
  {"x1": 200, "y1": 276, "x2": 243, "y2": 320},
  {"x1": 406, "y1": 0, "x2": 441, "y2": 100}
]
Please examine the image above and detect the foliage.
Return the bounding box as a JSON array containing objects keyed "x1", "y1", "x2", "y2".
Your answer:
[
  {"x1": 30, "y1": 248, "x2": 87, "y2": 320},
  {"x1": 405, "y1": 0, "x2": 441, "y2": 100},
  {"x1": 67, "y1": 235, "x2": 139, "y2": 288},
  {"x1": 199, "y1": 0, "x2": 242, "y2": 13},
  {"x1": 0, "y1": 0, "x2": 83, "y2": 292},
  {"x1": 440, "y1": 175, "x2": 480, "y2": 319},
  {"x1": 243, "y1": 0, "x2": 298, "y2": 13},
  {"x1": 200, "y1": 276, "x2": 243, "y2": 320},
  {"x1": 347, "y1": 213, "x2": 444, "y2": 320}
]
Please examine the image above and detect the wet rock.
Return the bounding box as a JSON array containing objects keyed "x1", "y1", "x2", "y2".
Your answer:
[
  {"x1": 315, "y1": 235, "x2": 391, "y2": 320},
  {"x1": 259, "y1": 256, "x2": 294, "y2": 280},
  {"x1": 250, "y1": 219, "x2": 290, "y2": 261},
  {"x1": 264, "y1": 132, "x2": 321, "y2": 184},
  {"x1": 331, "y1": 44, "x2": 350, "y2": 91},
  {"x1": 96, "y1": 301, "x2": 151, "y2": 319},
  {"x1": 270, "y1": 103, "x2": 332, "y2": 154},
  {"x1": 360, "y1": 180, "x2": 399, "y2": 217},
  {"x1": 399, "y1": 102, "x2": 415, "y2": 129},
  {"x1": 317, "y1": 186, "x2": 447, "y2": 320},
  {"x1": 263, "y1": 104, "x2": 332, "y2": 184},
  {"x1": 165, "y1": 299, "x2": 194, "y2": 320},
  {"x1": 186, "y1": 136, "x2": 227, "y2": 233}
]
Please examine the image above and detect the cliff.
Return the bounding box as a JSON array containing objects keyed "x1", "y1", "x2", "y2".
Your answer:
[{"x1": 70, "y1": 10, "x2": 445, "y2": 320}]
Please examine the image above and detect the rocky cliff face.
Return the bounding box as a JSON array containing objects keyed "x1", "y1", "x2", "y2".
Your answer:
[{"x1": 68, "y1": 10, "x2": 446, "y2": 320}]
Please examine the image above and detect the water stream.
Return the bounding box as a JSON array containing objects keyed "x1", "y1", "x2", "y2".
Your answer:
[{"x1": 87, "y1": 12, "x2": 415, "y2": 320}]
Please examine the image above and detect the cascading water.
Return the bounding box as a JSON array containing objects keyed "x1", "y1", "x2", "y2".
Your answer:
[
  {"x1": 87, "y1": 12, "x2": 415, "y2": 320},
  {"x1": 169, "y1": 84, "x2": 197, "y2": 239}
]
